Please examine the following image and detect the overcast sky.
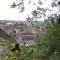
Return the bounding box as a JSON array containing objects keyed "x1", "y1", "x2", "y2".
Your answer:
[{"x1": 0, "y1": 0, "x2": 54, "y2": 21}]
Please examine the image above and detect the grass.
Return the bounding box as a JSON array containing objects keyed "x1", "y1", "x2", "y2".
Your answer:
[{"x1": 0, "y1": 38, "x2": 7, "y2": 43}]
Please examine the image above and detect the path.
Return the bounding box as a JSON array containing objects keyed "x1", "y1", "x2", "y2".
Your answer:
[{"x1": 0, "y1": 43, "x2": 5, "y2": 60}]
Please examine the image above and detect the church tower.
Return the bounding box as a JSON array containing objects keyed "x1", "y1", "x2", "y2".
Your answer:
[{"x1": 26, "y1": 16, "x2": 32, "y2": 32}]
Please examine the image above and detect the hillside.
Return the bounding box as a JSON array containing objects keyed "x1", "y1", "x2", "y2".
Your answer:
[{"x1": 0, "y1": 29, "x2": 16, "y2": 42}]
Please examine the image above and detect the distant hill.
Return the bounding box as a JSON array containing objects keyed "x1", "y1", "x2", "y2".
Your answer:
[
  {"x1": 0, "y1": 20, "x2": 43, "y2": 25},
  {"x1": 0, "y1": 20, "x2": 18, "y2": 24}
]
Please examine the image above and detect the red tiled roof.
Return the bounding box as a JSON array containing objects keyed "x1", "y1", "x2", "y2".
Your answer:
[
  {"x1": 21, "y1": 32, "x2": 34, "y2": 35},
  {"x1": 23, "y1": 36, "x2": 35, "y2": 40}
]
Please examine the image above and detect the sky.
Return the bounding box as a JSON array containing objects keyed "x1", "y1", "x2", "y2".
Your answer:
[{"x1": 0, "y1": 0, "x2": 56, "y2": 21}]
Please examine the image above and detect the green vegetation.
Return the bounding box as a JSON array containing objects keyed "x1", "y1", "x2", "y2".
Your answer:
[
  {"x1": 0, "y1": 23, "x2": 59, "y2": 60},
  {"x1": 0, "y1": 0, "x2": 60, "y2": 60},
  {"x1": 0, "y1": 17, "x2": 60, "y2": 60},
  {"x1": 0, "y1": 38, "x2": 6, "y2": 43}
]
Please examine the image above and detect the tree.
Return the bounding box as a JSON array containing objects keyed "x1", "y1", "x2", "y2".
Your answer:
[
  {"x1": 9, "y1": 0, "x2": 60, "y2": 22},
  {"x1": 10, "y1": 0, "x2": 24, "y2": 13},
  {"x1": 10, "y1": 0, "x2": 43, "y2": 13},
  {"x1": 9, "y1": 0, "x2": 60, "y2": 60}
]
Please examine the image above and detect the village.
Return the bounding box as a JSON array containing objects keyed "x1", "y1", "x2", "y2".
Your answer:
[{"x1": 0, "y1": 16, "x2": 43, "y2": 46}]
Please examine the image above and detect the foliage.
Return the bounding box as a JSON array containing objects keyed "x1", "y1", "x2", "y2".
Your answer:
[
  {"x1": 0, "y1": 18, "x2": 60, "y2": 60},
  {"x1": 32, "y1": 10, "x2": 38, "y2": 17},
  {"x1": 0, "y1": 38, "x2": 7, "y2": 43}
]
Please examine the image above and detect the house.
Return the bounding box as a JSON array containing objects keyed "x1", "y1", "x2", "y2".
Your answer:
[{"x1": 16, "y1": 32, "x2": 36, "y2": 46}]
